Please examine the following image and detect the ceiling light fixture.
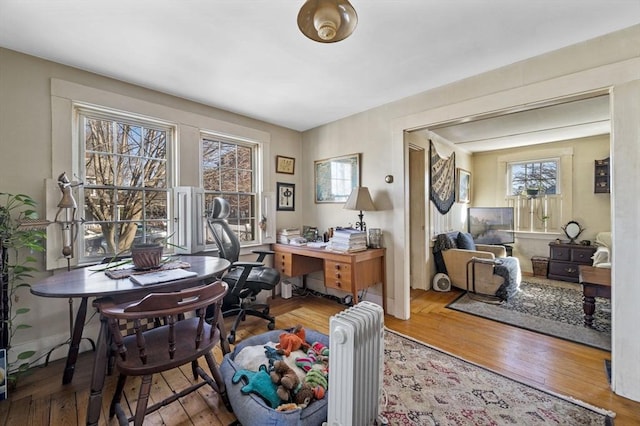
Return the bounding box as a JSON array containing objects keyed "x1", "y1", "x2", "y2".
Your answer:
[{"x1": 297, "y1": 0, "x2": 358, "y2": 43}]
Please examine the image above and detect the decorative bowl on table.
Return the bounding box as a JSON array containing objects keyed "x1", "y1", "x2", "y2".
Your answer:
[{"x1": 131, "y1": 243, "x2": 163, "y2": 270}]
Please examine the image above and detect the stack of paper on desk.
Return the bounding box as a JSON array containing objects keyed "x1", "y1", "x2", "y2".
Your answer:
[{"x1": 129, "y1": 268, "x2": 198, "y2": 286}]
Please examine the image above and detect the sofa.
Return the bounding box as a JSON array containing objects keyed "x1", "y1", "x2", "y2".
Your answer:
[{"x1": 433, "y1": 231, "x2": 521, "y2": 300}]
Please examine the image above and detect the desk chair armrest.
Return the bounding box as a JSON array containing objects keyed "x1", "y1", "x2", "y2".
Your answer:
[
  {"x1": 251, "y1": 250, "x2": 275, "y2": 262},
  {"x1": 232, "y1": 261, "x2": 264, "y2": 268}
]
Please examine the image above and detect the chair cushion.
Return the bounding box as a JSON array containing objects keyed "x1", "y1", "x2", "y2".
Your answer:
[
  {"x1": 225, "y1": 266, "x2": 280, "y2": 290},
  {"x1": 457, "y1": 232, "x2": 476, "y2": 250},
  {"x1": 220, "y1": 329, "x2": 329, "y2": 426}
]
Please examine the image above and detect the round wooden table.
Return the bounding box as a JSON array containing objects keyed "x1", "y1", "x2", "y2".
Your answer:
[{"x1": 31, "y1": 255, "x2": 230, "y2": 425}]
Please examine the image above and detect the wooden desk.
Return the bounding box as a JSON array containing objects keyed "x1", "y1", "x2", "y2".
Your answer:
[
  {"x1": 272, "y1": 243, "x2": 386, "y2": 310},
  {"x1": 31, "y1": 255, "x2": 230, "y2": 426},
  {"x1": 579, "y1": 265, "x2": 611, "y2": 328}
]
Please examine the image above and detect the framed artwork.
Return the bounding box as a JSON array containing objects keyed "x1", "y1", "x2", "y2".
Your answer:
[
  {"x1": 314, "y1": 153, "x2": 360, "y2": 203},
  {"x1": 276, "y1": 155, "x2": 295, "y2": 174},
  {"x1": 277, "y1": 182, "x2": 295, "y2": 211},
  {"x1": 457, "y1": 168, "x2": 471, "y2": 203}
]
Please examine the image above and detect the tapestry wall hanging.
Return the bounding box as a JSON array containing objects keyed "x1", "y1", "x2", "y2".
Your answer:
[{"x1": 429, "y1": 140, "x2": 455, "y2": 214}]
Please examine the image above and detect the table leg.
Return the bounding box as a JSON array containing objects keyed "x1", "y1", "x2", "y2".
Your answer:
[
  {"x1": 86, "y1": 314, "x2": 109, "y2": 426},
  {"x1": 62, "y1": 296, "x2": 88, "y2": 384},
  {"x1": 583, "y1": 294, "x2": 596, "y2": 328}
]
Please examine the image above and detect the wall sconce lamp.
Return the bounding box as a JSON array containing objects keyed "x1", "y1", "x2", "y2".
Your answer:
[
  {"x1": 297, "y1": 0, "x2": 358, "y2": 43},
  {"x1": 344, "y1": 186, "x2": 375, "y2": 231}
]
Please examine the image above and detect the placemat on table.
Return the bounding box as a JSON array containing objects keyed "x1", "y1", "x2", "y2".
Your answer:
[{"x1": 105, "y1": 261, "x2": 192, "y2": 279}]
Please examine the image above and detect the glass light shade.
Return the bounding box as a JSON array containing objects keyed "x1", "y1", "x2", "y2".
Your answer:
[{"x1": 297, "y1": 0, "x2": 358, "y2": 43}]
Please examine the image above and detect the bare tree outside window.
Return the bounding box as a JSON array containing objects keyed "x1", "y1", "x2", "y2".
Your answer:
[
  {"x1": 80, "y1": 114, "x2": 171, "y2": 259},
  {"x1": 202, "y1": 137, "x2": 256, "y2": 244},
  {"x1": 510, "y1": 160, "x2": 558, "y2": 196}
]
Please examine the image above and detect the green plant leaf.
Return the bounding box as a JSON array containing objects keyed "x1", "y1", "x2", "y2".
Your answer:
[
  {"x1": 15, "y1": 308, "x2": 30, "y2": 315},
  {"x1": 15, "y1": 324, "x2": 32, "y2": 330},
  {"x1": 17, "y1": 350, "x2": 36, "y2": 360}
]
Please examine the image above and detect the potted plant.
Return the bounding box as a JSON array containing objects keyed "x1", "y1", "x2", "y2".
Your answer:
[{"x1": 0, "y1": 193, "x2": 46, "y2": 387}]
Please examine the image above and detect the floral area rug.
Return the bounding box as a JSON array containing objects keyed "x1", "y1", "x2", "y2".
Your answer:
[
  {"x1": 446, "y1": 279, "x2": 611, "y2": 351},
  {"x1": 381, "y1": 329, "x2": 614, "y2": 425}
]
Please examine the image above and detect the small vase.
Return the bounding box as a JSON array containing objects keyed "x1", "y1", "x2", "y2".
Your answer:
[{"x1": 131, "y1": 243, "x2": 163, "y2": 270}]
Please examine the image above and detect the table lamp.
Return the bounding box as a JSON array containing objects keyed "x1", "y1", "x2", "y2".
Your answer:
[{"x1": 344, "y1": 186, "x2": 375, "y2": 231}]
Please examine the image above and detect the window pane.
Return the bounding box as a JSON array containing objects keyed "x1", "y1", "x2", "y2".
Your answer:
[
  {"x1": 238, "y1": 170, "x2": 252, "y2": 193},
  {"x1": 80, "y1": 111, "x2": 171, "y2": 261},
  {"x1": 85, "y1": 119, "x2": 113, "y2": 153},
  {"x1": 201, "y1": 136, "x2": 257, "y2": 245},
  {"x1": 509, "y1": 160, "x2": 558, "y2": 196}
]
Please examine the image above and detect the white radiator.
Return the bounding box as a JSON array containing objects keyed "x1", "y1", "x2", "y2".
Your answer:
[{"x1": 326, "y1": 301, "x2": 385, "y2": 426}]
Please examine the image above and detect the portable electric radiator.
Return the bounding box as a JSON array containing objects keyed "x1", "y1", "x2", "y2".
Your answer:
[{"x1": 326, "y1": 301, "x2": 385, "y2": 426}]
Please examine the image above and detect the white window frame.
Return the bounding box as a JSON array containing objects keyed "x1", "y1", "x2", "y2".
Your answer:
[
  {"x1": 49, "y1": 78, "x2": 274, "y2": 269},
  {"x1": 74, "y1": 107, "x2": 177, "y2": 264},
  {"x1": 200, "y1": 132, "x2": 262, "y2": 249},
  {"x1": 497, "y1": 147, "x2": 574, "y2": 235},
  {"x1": 507, "y1": 158, "x2": 560, "y2": 197}
]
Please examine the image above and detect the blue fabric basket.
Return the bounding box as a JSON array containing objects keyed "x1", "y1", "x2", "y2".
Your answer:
[{"x1": 220, "y1": 329, "x2": 329, "y2": 426}]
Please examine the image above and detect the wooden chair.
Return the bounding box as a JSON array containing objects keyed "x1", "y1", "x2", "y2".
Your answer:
[{"x1": 98, "y1": 281, "x2": 232, "y2": 426}]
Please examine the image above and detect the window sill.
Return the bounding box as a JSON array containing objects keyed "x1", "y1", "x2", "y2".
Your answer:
[{"x1": 514, "y1": 230, "x2": 562, "y2": 240}]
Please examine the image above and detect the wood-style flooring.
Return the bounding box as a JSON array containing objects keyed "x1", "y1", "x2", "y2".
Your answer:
[{"x1": 1, "y1": 286, "x2": 638, "y2": 425}]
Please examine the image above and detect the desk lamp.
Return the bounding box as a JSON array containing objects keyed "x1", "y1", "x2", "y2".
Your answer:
[{"x1": 343, "y1": 186, "x2": 375, "y2": 231}]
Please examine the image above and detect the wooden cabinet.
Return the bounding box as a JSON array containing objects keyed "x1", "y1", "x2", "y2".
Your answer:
[
  {"x1": 548, "y1": 242, "x2": 596, "y2": 282},
  {"x1": 594, "y1": 157, "x2": 610, "y2": 193}
]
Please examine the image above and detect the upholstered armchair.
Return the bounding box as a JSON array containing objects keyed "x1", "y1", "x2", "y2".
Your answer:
[{"x1": 433, "y1": 231, "x2": 521, "y2": 300}]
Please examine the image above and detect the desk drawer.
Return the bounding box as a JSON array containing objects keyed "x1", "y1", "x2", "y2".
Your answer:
[
  {"x1": 325, "y1": 261, "x2": 352, "y2": 292},
  {"x1": 276, "y1": 252, "x2": 294, "y2": 276},
  {"x1": 274, "y1": 251, "x2": 324, "y2": 277}
]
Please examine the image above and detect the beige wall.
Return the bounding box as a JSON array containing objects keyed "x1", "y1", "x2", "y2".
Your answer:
[
  {"x1": 473, "y1": 135, "x2": 611, "y2": 272},
  {"x1": 1, "y1": 23, "x2": 639, "y2": 402},
  {"x1": 0, "y1": 47, "x2": 302, "y2": 362},
  {"x1": 303, "y1": 25, "x2": 640, "y2": 401}
]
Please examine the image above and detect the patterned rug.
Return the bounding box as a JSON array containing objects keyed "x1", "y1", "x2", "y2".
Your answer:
[
  {"x1": 381, "y1": 329, "x2": 615, "y2": 425},
  {"x1": 446, "y1": 279, "x2": 611, "y2": 351}
]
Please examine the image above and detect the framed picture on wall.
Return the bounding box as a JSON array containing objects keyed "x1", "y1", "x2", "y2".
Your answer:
[
  {"x1": 277, "y1": 182, "x2": 295, "y2": 211},
  {"x1": 314, "y1": 153, "x2": 360, "y2": 203},
  {"x1": 457, "y1": 168, "x2": 471, "y2": 203},
  {"x1": 276, "y1": 155, "x2": 295, "y2": 174}
]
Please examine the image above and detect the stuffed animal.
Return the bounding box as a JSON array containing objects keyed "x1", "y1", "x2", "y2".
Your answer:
[
  {"x1": 293, "y1": 382, "x2": 315, "y2": 408},
  {"x1": 276, "y1": 325, "x2": 310, "y2": 356},
  {"x1": 270, "y1": 360, "x2": 300, "y2": 402},
  {"x1": 264, "y1": 345, "x2": 283, "y2": 367},
  {"x1": 295, "y1": 342, "x2": 329, "y2": 374},
  {"x1": 276, "y1": 403, "x2": 300, "y2": 412},
  {"x1": 304, "y1": 369, "x2": 328, "y2": 400},
  {"x1": 232, "y1": 364, "x2": 281, "y2": 408}
]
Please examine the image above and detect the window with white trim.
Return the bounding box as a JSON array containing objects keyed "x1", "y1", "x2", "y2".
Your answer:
[
  {"x1": 508, "y1": 159, "x2": 558, "y2": 196},
  {"x1": 506, "y1": 158, "x2": 561, "y2": 232},
  {"x1": 201, "y1": 134, "x2": 259, "y2": 246},
  {"x1": 78, "y1": 108, "x2": 174, "y2": 261}
]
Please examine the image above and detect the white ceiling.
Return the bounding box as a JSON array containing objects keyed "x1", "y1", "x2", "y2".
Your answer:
[
  {"x1": 0, "y1": 1, "x2": 638, "y2": 134},
  {"x1": 428, "y1": 94, "x2": 611, "y2": 152}
]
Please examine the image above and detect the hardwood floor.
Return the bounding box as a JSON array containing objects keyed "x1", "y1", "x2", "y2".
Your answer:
[{"x1": 1, "y1": 288, "x2": 638, "y2": 425}]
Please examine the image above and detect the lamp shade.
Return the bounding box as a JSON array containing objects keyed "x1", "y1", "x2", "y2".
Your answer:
[
  {"x1": 344, "y1": 187, "x2": 375, "y2": 211},
  {"x1": 297, "y1": 0, "x2": 358, "y2": 43}
]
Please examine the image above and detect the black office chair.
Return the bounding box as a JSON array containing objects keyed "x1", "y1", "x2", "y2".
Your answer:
[{"x1": 206, "y1": 197, "x2": 279, "y2": 343}]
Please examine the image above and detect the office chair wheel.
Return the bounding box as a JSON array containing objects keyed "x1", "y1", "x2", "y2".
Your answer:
[
  {"x1": 228, "y1": 332, "x2": 236, "y2": 344},
  {"x1": 267, "y1": 322, "x2": 275, "y2": 330}
]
